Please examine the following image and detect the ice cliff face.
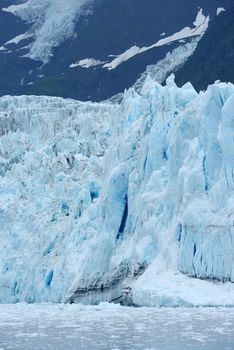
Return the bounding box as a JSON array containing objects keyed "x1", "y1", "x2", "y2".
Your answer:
[{"x1": 0, "y1": 76, "x2": 234, "y2": 306}]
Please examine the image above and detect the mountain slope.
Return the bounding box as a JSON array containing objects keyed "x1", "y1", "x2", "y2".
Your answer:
[
  {"x1": 175, "y1": 7, "x2": 234, "y2": 90},
  {"x1": 0, "y1": 0, "x2": 233, "y2": 101}
]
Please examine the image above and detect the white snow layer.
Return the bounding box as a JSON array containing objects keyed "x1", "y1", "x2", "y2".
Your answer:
[
  {"x1": 2, "y1": 2, "x2": 30, "y2": 15},
  {"x1": 0, "y1": 75, "x2": 234, "y2": 306},
  {"x1": 217, "y1": 7, "x2": 225, "y2": 16},
  {"x1": 134, "y1": 39, "x2": 199, "y2": 90},
  {"x1": 2, "y1": 0, "x2": 93, "y2": 63},
  {"x1": 5, "y1": 32, "x2": 33, "y2": 46},
  {"x1": 69, "y1": 10, "x2": 205, "y2": 72},
  {"x1": 70, "y1": 58, "x2": 105, "y2": 69},
  {"x1": 103, "y1": 9, "x2": 209, "y2": 70},
  {"x1": 2, "y1": 4, "x2": 208, "y2": 66}
]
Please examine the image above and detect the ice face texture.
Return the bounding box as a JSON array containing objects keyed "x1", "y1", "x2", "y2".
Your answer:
[{"x1": 0, "y1": 75, "x2": 233, "y2": 305}]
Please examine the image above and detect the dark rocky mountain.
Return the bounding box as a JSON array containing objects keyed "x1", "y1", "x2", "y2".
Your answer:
[
  {"x1": 0, "y1": 0, "x2": 233, "y2": 101},
  {"x1": 175, "y1": 6, "x2": 234, "y2": 91}
]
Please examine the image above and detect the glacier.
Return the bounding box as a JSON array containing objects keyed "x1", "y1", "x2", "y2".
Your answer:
[
  {"x1": 2, "y1": 3, "x2": 209, "y2": 66},
  {"x1": 133, "y1": 39, "x2": 199, "y2": 92},
  {"x1": 0, "y1": 75, "x2": 234, "y2": 306},
  {"x1": 3, "y1": 0, "x2": 93, "y2": 63}
]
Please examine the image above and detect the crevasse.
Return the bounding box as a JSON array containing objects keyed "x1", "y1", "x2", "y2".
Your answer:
[{"x1": 0, "y1": 75, "x2": 234, "y2": 306}]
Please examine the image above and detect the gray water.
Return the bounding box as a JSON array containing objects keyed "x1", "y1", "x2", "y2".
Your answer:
[{"x1": 0, "y1": 304, "x2": 233, "y2": 350}]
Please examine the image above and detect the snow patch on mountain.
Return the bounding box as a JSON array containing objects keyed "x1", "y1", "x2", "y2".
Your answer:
[
  {"x1": 217, "y1": 7, "x2": 225, "y2": 15},
  {"x1": 70, "y1": 58, "x2": 105, "y2": 69},
  {"x1": 5, "y1": 32, "x2": 33, "y2": 46},
  {"x1": 2, "y1": 0, "x2": 93, "y2": 63},
  {"x1": 2, "y1": 3, "x2": 209, "y2": 66},
  {"x1": 103, "y1": 9, "x2": 209, "y2": 70},
  {"x1": 134, "y1": 39, "x2": 199, "y2": 91},
  {"x1": 70, "y1": 8, "x2": 207, "y2": 73},
  {"x1": 2, "y1": 2, "x2": 30, "y2": 15}
]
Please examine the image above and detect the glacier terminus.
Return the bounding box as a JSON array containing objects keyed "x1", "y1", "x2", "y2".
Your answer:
[{"x1": 0, "y1": 75, "x2": 234, "y2": 306}]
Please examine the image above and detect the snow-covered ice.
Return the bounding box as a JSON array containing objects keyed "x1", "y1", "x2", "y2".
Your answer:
[{"x1": 0, "y1": 74, "x2": 234, "y2": 306}]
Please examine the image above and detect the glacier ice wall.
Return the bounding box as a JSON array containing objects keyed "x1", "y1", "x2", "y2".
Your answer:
[{"x1": 0, "y1": 75, "x2": 234, "y2": 305}]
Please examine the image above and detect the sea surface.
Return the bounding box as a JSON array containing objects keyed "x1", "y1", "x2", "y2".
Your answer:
[{"x1": 0, "y1": 304, "x2": 233, "y2": 350}]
